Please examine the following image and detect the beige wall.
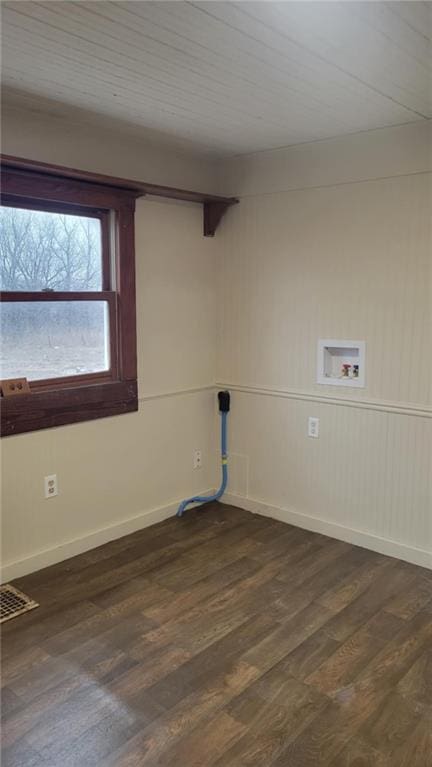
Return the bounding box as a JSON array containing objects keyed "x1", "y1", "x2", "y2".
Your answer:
[
  {"x1": 0, "y1": 108, "x2": 219, "y2": 580},
  {"x1": 217, "y1": 121, "x2": 432, "y2": 568},
  {"x1": 1, "y1": 109, "x2": 431, "y2": 578},
  {"x1": 2, "y1": 102, "x2": 220, "y2": 191}
]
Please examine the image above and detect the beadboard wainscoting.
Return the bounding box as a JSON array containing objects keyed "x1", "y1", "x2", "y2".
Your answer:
[
  {"x1": 217, "y1": 124, "x2": 432, "y2": 570},
  {"x1": 220, "y1": 387, "x2": 431, "y2": 569},
  {"x1": 1, "y1": 386, "x2": 219, "y2": 582}
]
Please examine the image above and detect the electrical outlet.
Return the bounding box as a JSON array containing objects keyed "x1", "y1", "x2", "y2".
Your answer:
[
  {"x1": 193, "y1": 449, "x2": 202, "y2": 469},
  {"x1": 308, "y1": 417, "x2": 319, "y2": 438},
  {"x1": 44, "y1": 474, "x2": 58, "y2": 498}
]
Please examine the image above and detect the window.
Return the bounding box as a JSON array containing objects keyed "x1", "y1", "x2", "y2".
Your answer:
[
  {"x1": 1, "y1": 159, "x2": 138, "y2": 436},
  {"x1": 1, "y1": 206, "x2": 110, "y2": 382}
]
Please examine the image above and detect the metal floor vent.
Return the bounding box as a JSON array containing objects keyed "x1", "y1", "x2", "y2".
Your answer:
[{"x1": 0, "y1": 584, "x2": 39, "y2": 623}]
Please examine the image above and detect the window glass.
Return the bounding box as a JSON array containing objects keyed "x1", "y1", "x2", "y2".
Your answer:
[
  {"x1": 0, "y1": 301, "x2": 110, "y2": 380},
  {"x1": 0, "y1": 206, "x2": 102, "y2": 291}
]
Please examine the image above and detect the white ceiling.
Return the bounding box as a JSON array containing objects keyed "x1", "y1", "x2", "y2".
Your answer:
[{"x1": 2, "y1": 1, "x2": 431, "y2": 156}]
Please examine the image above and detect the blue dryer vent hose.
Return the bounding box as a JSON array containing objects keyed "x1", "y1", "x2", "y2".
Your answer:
[{"x1": 176, "y1": 391, "x2": 230, "y2": 518}]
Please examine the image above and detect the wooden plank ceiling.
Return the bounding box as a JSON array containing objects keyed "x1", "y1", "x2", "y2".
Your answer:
[{"x1": 2, "y1": 1, "x2": 431, "y2": 155}]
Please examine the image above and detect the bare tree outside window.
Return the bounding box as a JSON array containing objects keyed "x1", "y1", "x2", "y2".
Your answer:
[
  {"x1": 0, "y1": 206, "x2": 109, "y2": 380},
  {"x1": 0, "y1": 206, "x2": 102, "y2": 291}
]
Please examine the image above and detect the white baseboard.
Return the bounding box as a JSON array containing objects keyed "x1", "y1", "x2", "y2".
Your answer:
[
  {"x1": 223, "y1": 492, "x2": 432, "y2": 571},
  {"x1": 4, "y1": 488, "x2": 430, "y2": 583},
  {"x1": 1, "y1": 489, "x2": 214, "y2": 583}
]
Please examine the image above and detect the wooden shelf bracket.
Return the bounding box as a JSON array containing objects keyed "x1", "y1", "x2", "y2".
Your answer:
[{"x1": 203, "y1": 199, "x2": 237, "y2": 237}]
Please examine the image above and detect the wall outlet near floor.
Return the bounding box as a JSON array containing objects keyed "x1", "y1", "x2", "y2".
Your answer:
[
  {"x1": 308, "y1": 417, "x2": 320, "y2": 438},
  {"x1": 44, "y1": 474, "x2": 58, "y2": 498},
  {"x1": 193, "y1": 449, "x2": 202, "y2": 469}
]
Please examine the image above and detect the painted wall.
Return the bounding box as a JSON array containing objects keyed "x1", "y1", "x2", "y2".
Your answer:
[
  {"x1": 2, "y1": 100, "x2": 219, "y2": 191},
  {"x1": 1, "y1": 109, "x2": 431, "y2": 578},
  {"x1": 0, "y1": 107, "x2": 219, "y2": 580},
  {"x1": 217, "y1": 121, "x2": 432, "y2": 568}
]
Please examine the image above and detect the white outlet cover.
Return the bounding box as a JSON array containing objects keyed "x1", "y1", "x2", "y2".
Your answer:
[
  {"x1": 44, "y1": 474, "x2": 58, "y2": 498},
  {"x1": 308, "y1": 417, "x2": 319, "y2": 438}
]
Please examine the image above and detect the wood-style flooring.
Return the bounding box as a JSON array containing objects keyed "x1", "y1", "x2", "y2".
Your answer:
[{"x1": 2, "y1": 502, "x2": 432, "y2": 766}]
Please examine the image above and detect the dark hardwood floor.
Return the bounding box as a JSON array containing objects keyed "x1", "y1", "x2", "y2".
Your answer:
[{"x1": 2, "y1": 502, "x2": 432, "y2": 766}]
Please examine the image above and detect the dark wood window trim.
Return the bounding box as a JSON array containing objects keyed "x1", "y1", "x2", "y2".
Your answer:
[
  {"x1": 1, "y1": 162, "x2": 138, "y2": 436},
  {"x1": 1, "y1": 154, "x2": 239, "y2": 236}
]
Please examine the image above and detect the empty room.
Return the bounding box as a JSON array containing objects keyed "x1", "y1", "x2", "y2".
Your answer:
[{"x1": 0, "y1": 1, "x2": 431, "y2": 765}]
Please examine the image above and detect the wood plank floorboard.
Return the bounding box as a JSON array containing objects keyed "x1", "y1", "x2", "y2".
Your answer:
[{"x1": 1, "y1": 502, "x2": 431, "y2": 766}]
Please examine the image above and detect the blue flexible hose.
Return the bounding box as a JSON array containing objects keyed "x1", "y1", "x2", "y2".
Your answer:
[{"x1": 176, "y1": 410, "x2": 228, "y2": 518}]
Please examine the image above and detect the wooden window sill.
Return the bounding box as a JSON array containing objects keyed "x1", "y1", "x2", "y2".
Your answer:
[{"x1": 1, "y1": 380, "x2": 138, "y2": 436}]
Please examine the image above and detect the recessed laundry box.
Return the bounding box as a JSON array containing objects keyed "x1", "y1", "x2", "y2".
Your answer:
[{"x1": 317, "y1": 339, "x2": 366, "y2": 388}]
